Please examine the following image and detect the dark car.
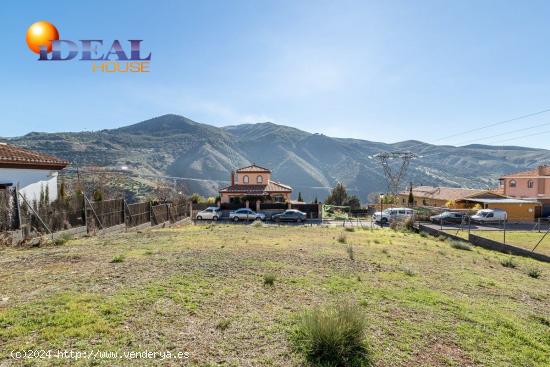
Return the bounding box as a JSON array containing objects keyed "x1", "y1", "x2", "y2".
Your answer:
[
  {"x1": 272, "y1": 209, "x2": 307, "y2": 223},
  {"x1": 429, "y1": 211, "x2": 467, "y2": 224}
]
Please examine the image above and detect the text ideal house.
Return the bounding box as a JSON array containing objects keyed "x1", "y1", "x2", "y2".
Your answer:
[{"x1": 219, "y1": 164, "x2": 292, "y2": 206}]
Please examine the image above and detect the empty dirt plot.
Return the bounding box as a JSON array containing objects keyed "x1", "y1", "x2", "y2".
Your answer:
[{"x1": 1, "y1": 225, "x2": 549, "y2": 366}]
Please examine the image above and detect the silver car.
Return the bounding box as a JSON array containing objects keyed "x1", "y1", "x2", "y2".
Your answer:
[
  {"x1": 196, "y1": 207, "x2": 221, "y2": 221},
  {"x1": 229, "y1": 208, "x2": 266, "y2": 221}
]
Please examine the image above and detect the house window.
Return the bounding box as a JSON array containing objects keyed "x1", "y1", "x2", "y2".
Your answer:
[
  {"x1": 272, "y1": 195, "x2": 284, "y2": 203},
  {"x1": 528, "y1": 180, "x2": 534, "y2": 188},
  {"x1": 243, "y1": 175, "x2": 249, "y2": 184},
  {"x1": 509, "y1": 180, "x2": 516, "y2": 188},
  {"x1": 257, "y1": 175, "x2": 263, "y2": 183}
]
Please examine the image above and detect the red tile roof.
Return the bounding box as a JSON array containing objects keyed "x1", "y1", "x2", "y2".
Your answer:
[
  {"x1": 399, "y1": 186, "x2": 487, "y2": 201},
  {"x1": 220, "y1": 181, "x2": 292, "y2": 194},
  {"x1": 0, "y1": 143, "x2": 69, "y2": 170},
  {"x1": 235, "y1": 164, "x2": 271, "y2": 173},
  {"x1": 500, "y1": 165, "x2": 550, "y2": 178}
]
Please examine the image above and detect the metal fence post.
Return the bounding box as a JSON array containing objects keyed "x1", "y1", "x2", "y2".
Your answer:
[
  {"x1": 503, "y1": 219, "x2": 506, "y2": 244},
  {"x1": 82, "y1": 193, "x2": 88, "y2": 233},
  {"x1": 14, "y1": 187, "x2": 22, "y2": 231},
  {"x1": 122, "y1": 199, "x2": 126, "y2": 228}
]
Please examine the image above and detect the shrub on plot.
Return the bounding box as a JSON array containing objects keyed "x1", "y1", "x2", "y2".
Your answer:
[
  {"x1": 500, "y1": 258, "x2": 517, "y2": 269},
  {"x1": 346, "y1": 244, "x2": 355, "y2": 261},
  {"x1": 337, "y1": 233, "x2": 347, "y2": 244},
  {"x1": 263, "y1": 273, "x2": 276, "y2": 286},
  {"x1": 345, "y1": 227, "x2": 355, "y2": 232},
  {"x1": 292, "y1": 303, "x2": 371, "y2": 367},
  {"x1": 252, "y1": 220, "x2": 264, "y2": 228},
  {"x1": 448, "y1": 240, "x2": 472, "y2": 251},
  {"x1": 216, "y1": 319, "x2": 231, "y2": 331},
  {"x1": 111, "y1": 255, "x2": 125, "y2": 263},
  {"x1": 528, "y1": 268, "x2": 541, "y2": 279}
]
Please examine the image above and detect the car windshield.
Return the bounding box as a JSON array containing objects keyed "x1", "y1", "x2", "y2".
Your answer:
[{"x1": 382, "y1": 209, "x2": 391, "y2": 214}]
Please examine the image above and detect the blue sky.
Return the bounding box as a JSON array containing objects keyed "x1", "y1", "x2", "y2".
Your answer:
[{"x1": 3, "y1": 0, "x2": 550, "y2": 148}]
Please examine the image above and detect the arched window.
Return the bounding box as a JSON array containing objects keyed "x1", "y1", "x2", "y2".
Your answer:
[
  {"x1": 257, "y1": 175, "x2": 263, "y2": 183},
  {"x1": 243, "y1": 175, "x2": 249, "y2": 184},
  {"x1": 509, "y1": 180, "x2": 516, "y2": 188},
  {"x1": 528, "y1": 180, "x2": 534, "y2": 188}
]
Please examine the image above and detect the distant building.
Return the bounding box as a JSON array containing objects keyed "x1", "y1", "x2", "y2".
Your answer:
[
  {"x1": 219, "y1": 164, "x2": 292, "y2": 205},
  {"x1": 0, "y1": 143, "x2": 68, "y2": 203},
  {"x1": 499, "y1": 165, "x2": 550, "y2": 217},
  {"x1": 398, "y1": 186, "x2": 487, "y2": 207},
  {"x1": 399, "y1": 185, "x2": 539, "y2": 221}
]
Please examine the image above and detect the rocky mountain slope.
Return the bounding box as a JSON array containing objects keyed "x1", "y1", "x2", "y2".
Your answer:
[{"x1": 5, "y1": 114, "x2": 550, "y2": 201}]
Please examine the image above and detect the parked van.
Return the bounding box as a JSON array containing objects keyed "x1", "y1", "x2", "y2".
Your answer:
[
  {"x1": 470, "y1": 209, "x2": 507, "y2": 223},
  {"x1": 372, "y1": 207, "x2": 415, "y2": 223}
]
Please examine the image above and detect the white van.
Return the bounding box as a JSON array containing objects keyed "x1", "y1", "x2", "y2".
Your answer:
[
  {"x1": 373, "y1": 207, "x2": 415, "y2": 223},
  {"x1": 470, "y1": 209, "x2": 507, "y2": 223}
]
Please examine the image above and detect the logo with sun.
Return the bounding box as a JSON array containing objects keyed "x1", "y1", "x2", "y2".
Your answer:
[
  {"x1": 26, "y1": 21, "x2": 59, "y2": 54},
  {"x1": 24, "y1": 20, "x2": 151, "y2": 73}
]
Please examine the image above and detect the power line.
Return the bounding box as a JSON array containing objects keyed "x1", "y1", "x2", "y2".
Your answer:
[
  {"x1": 453, "y1": 120, "x2": 550, "y2": 146},
  {"x1": 403, "y1": 106, "x2": 550, "y2": 152}
]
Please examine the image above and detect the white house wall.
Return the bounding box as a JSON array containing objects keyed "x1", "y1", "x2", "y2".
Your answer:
[{"x1": 0, "y1": 168, "x2": 59, "y2": 203}]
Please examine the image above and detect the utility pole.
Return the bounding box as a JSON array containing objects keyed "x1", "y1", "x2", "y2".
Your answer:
[{"x1": 373, "y1": 152, "x2": 417, "y2": 195}]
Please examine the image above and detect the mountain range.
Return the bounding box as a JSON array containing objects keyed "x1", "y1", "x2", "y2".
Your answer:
[{"x1": 5, "y1": 114, "x2": 550, "y2": 201}]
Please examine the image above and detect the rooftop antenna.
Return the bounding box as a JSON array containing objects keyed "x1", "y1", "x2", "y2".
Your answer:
[{"x1": 372, "y1": 151, "x2": 417, "y2": 195}]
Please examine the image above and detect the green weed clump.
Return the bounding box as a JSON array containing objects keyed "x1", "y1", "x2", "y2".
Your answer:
[
  {"x1": 263, "y1": 273, "x2": 276, "y2": 286},
  {"x1": 346, "y1": 245, "x2": 355, "y2": 261},
  {"x1": 345, "y1": 227, "x2": 355, "y2": 232},
  {"x1": 110, "y1": 255, "x2": 125, "y2": 263},
  {"x1": 53, "y1": 233, "x2": 74, "y2": 246},
  {"x1": 449, "y1": 240, "x2": 472, "y2": 251},
  {"x1": 528, "y1": 268, "x2": 541, "y2": 279},
  {"x1": 292, "y1": 303, "x2": 371, "y2": 367},
  {"x1": 216, "y1": 319, "x2": 231, "y2": 331},
  {"x1": 500, "y1": 258, "x2": 517, "y2": 269},
  {"x1": 337, "y1": 233, "x2": 347, "y2": 244},
  {"x1": 252, "y1": 220, "x2": 265, "y2": 228}
]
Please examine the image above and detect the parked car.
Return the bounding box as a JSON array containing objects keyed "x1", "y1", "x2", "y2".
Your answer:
[
  {"x1": 196, "y1": 207, "x2": 221, "y2": 221},
  {"x1": 470, "y1": 209, "x2": 507, "y2": 223},
  {"x1": 372, "y1": 208, "x2": 415, "y2": 223},
  {"x1": 229, "y1": 208, "x2": 266, "y2": 221},
  {"x1": 430, "y1": 211, "x2": 467, "y2": 224},
  {"x1": 272, "y1": 209, "x2": 307, "y2": 223}
]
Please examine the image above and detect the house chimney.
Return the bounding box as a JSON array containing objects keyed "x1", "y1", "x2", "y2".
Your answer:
[
  {"x1": 538, "y1": 165, "x2": 546, "y2": 176},
  {"x1": 231, "y1": 171, "x2": 235, "y2": 186}
]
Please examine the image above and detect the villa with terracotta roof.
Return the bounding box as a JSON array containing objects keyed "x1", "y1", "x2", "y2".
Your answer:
[
  {"x1": 0, "y1": 143, "x2": 69, "y2": 203},
  {"x1": 219, "y1": 164, "x2": 292, "y2": 205},
  {"x1": 499, "y1": 165, "x2": 550, "y2": 217},
  {"x1": 398, "y1": 185, "x2": 540, "y2": 221}
]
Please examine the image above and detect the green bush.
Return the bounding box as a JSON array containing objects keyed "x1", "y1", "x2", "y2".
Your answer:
[
  {"x1": 263, "y1": 273, "x2": 276, "y2": 286},
  {"x1": 345, "y1": 227, "x2": 355, "y2": 232},
  {"x1": 337, "y1": 233, "x2": 347, "y2": 244},
  {"x1": 528, "y1": 268, "x2": 541, "y2": 279},
  {"x1": 501, "y1": 258, "x2": 517, "y2": 269},
  {"x1": 292, "y1": 303, "x2": 371, "y2": 367}
]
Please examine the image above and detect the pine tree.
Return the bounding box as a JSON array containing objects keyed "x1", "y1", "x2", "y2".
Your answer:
[
  {"x1": 325, "y1": 182, "x2": 349, "y2": 206},
  {"x1": 297, "y1": 192, "x2": 303, "y2": 202},
  {"x1": 408, "y1": 182, "x2": 414, "y2": 207}
]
